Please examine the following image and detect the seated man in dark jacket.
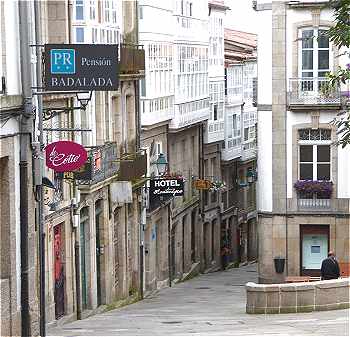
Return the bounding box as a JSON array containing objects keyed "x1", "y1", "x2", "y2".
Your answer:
[{"x1": 321, "y1": 251, "x2": 340, "y2": 280}]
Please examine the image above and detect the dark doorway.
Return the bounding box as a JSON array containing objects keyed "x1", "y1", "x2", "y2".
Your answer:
[
  {"x1": 95, "y1": 200, "x2": 103, "y2": 306},
  {"x1": 113, "y1": 208, "x2": 120, "y2": 299},
  {"x1": 191, "y1": 209, "x2": 196, "y2": 263},
  {"x1": 182, "y1": 215, "x2": 187, "y2": 273},
  {"x1": 204, "y1": 222, "x2": 209, "y2": 266},
  {"x1": 211, "y1": 220, "x2": 216, "y2": 262},
  {"x1": 237, "y1": 227, "x2": 241, "y2": 263},
  {"x1": 171, "y1": 226, "x2": 176, "y2": 277},
  {"x1": 80, "y1": 207, "x2": 89, "y2": 310},
  {"x1": 54, "y1": 223, "x2": 65, "y2": 319}
]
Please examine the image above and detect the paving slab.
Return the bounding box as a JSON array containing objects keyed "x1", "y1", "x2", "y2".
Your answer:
[{"x1": 48, "y1": 264, "x2": 349, "y2": 336}]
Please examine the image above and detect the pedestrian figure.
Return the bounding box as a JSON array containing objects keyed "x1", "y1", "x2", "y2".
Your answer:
[
  {"x1": 221, "y1": 246, "x2": 230, "y2": 270},
  {"x1": 321, "y1": 251, "x2": 340, "y2": 280}
]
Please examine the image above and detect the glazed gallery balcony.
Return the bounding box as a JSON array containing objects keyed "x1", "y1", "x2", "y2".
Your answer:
[
  {"x1": 205, "y1": 120, "x2": 225, "y2": 144},
  {"x1": 170, "y1": 101, "x2": 210, "y2": 129},
  {"x1": 288, "y1": 77, "x2": 341, "y2": 108}
]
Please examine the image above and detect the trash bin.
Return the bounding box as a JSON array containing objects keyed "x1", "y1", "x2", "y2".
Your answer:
[{"x1": 274, "y1": 257, "x2": 285, "y2": 274}]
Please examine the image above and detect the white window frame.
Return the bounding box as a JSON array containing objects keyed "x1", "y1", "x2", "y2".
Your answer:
[
  {"x1": 89, "y1": 0, "x2": 96, "y2": 21},
  {"x1": 298, "y1": 140, "x2": 332, "y2": 181},
  {"x1": 74, "y1": 0, "x2": 85, "y2": 21},
  {"x1": 75, "y1": 27, "x2": 85, "y2": 43},
  {"x1": 112, "y1": 1, "x2": 117, "y2": 23},
  {"x1": 104, "y1": 0, "x2": 110, "y2": 23},
  {"x1": 298, "y1": 27, "x2": 333, "y2": 79}
]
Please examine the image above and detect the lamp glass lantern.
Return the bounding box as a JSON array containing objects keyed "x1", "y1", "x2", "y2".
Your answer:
[
  {"x1": 246, "y1": 169, "x2": 255, "y2": 184},
  {"x1": 156, "y1": 153, "x2": 168, "y2": 176},
  {"x1": 76, "y1": 91, "x2": 92, "y2": 110}
]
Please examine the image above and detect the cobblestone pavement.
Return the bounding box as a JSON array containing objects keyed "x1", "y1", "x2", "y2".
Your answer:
[{"x1": 48, "y1": 264, "x2": 349, "y2": 336}]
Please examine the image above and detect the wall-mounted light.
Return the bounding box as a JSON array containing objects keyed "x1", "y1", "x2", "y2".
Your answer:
[
  {"x1": 76, "y1": 91, "x2": 92, "y2": 110},
  {"x1": 155, "y1": 153, "x2": 168, "y2": 177},
  {"x1": 246, "y1": 169, "x2": 256, "y2": 184}
]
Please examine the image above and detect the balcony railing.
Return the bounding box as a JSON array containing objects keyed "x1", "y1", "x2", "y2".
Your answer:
[
  {"x1": 205, "y1": 120, "x2": 225, "y2": 143},
  {"x1": 170, "y1": 106, "x2": 209, "y2": 129},
  {"x1": 241, "y1": 141, "x2": 256, "y2": 161},
  {"x1": 120, "y1": 44, "x2": 145, "y2": 74},
  {"x1": 222, "y1": 145, "x2": 241, "y2": 161},
  {"x1": 77, "y1": 142, "x2": 119, "y2": 185},
  {"x1": 175, "y1": 16, "x2": 208, "y2": 41},
  {"x1": 298, "y1": 198, "x2": 331, "y2": 210},
  {"x1": 141, "y1": 106, "x2": 174, "y2": 126},
  {"x1": 288, "y1": 77, "x2": 341, "y2": 106},
  {"x1": 225, "y1": 92, "x2": 243, "y2": 105},
  {"x1": 222, "y1": 188, "x2": 244, "y2": 211}
]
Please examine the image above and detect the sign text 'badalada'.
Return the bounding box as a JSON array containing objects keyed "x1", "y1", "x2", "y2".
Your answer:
[{"x1": 44, "y1": 44, "x2": 119, "y2": 91}]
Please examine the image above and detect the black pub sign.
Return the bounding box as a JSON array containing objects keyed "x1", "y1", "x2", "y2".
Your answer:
[
  {"x1": 44, "y1": 44, "x2": 119, "y2": 91},
  {"x1": 149, "y1": 178, "x2": 184, "y2": 197}
]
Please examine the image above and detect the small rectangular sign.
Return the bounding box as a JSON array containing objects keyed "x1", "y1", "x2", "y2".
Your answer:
[
  {"x1": 149, "y1": 178, "x2": 184, "y2": 197},
  {"x1": 193, "y1": 179, "x2": 212, "y2": 190},
  {"x1": 55, "y1": 161, "x2": 93, "y2": 181},
  {"x1": 44, "y1": 44, "x2": 119, "y2": 91},
  {"x1": 118, "y1": 154, "x2": 147, "y2": 181}
]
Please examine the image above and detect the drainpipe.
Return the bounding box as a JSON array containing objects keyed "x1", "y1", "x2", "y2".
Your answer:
[
  {"x1": 284, "y1": 5, "x2": 289, "y2": 277},
  {"x1": 166, "y1": 124, "x2": 172, "y2": 287},
  {"x1": 199, "y1": 123, "x2": 204, "y2": 269},
  {"x1": 19, "y1": 1, "x2": 33, "y2": 336},
  {"x1": 71, "y1": 191, "x2": 81, "y2": 320},
  {"x1": 66, "y1": 0, "x2": 82, "y2": 319},
  {"x1": 133, "y1": 0, "x2": 145, "y2": 298},
  {"x1": 33, "y1": 1, "x2": 47, "y2": 335},
  {"x1": 167, "y1": 202, "x2": 172, "y2": 287}
]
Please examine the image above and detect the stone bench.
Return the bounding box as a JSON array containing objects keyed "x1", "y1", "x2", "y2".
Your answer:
[{"x1": 246, "y1": 278, "x2": 350, "y2": 314}]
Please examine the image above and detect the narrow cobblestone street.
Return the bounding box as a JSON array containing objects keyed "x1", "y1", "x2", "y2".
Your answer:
[{"x1": 48, "y1": 264, "x2": 349, "y2": 336}]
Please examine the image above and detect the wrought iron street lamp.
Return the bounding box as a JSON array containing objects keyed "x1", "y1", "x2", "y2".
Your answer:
[
  {"x1": 155, "y1": 153, "x2": 168, "y2": 176},
  {"x1": 76, "y1": 91, "x2": 92, "y2": 110},
  {"x1": 246, "y1": 169, "x2": 256, "y2": 184}
]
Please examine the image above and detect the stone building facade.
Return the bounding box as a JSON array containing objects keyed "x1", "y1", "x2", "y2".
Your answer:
[
  {"x1": 255, "y1": 0, "x2": 350, "y2": 283},
  {"x1": 36, "y1": 0, "x2": 146, "y2": 325},
  {"x1": 0, "y1": 1, "x2": 39, "y2": 335},
  {"x1": 222, "y1": 28, "x2": 258, "y2": 266},
  {"x1": 140, "y1": 123, "x2": 171, "y2": 291}
]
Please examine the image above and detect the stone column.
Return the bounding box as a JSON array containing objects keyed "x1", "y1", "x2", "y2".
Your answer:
[
  {"x1": 272, "y1": 1, "x2": 287, "y2": 212},
  {"x1": 271, "y1": 1, "x2": 288, "y2": 281}
]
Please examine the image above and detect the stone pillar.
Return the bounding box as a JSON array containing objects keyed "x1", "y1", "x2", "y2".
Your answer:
[
  {"x1": 272, "y1": 1, "x2": 287, "y2": 212},
  {"x1": 263, "y1": 1, "x2": 288, "y2": 283}
]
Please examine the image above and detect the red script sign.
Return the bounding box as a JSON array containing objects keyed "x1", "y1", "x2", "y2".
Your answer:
[{"x1": 45, "y1": 141, "x2": 88, "y2": 172}]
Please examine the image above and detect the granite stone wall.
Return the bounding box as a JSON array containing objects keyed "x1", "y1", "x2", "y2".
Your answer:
[{"x1": 246, "y1": 279, "x2": 350, "y2": 314}]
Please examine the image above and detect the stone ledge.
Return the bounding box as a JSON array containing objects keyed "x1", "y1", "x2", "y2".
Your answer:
[{"x1": 246, "y1": 278, "x2": 350, "y2": 314}]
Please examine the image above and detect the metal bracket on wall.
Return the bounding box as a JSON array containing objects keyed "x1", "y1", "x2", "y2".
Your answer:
[
  {"x1": 43, "y1": 127, "x2": 92, "y2": 132},
  {"x1": 43, "y1": 106, "x2": 84, "y2": 121}
]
